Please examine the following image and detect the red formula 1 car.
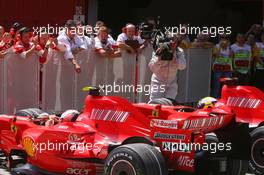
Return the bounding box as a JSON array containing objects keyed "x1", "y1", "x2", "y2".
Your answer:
[
  {"x1": 219, "y1": 78, "x2": 264, "y2": 175},
  {"x1": 0, "y1": 88, "x2": 249, "y2": 175}
]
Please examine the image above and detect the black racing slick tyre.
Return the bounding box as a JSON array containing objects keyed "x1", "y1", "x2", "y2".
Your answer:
[
  {"x1": 104, "y1": 143, "x2": 168, "y2": 175},
  {"x1": 196, "y1": 134, "x2": 248, "y2": 175},
  {"x1": 15, "y1": 108, "x2": 45, "y2": 119},
  {"x1": 249, "y1": 126, "x2": 264, "y2": 175}
]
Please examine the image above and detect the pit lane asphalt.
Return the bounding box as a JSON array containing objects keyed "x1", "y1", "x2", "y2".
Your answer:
[
  {"x1": 0, "y1": 168, "x2": 255, "y2": 175},
  {"x1": 0, "y1": 152, "x2": 255, "y2": 175}
]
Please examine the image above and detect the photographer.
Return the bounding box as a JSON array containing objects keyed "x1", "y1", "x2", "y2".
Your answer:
[{"x1": 149, "y1": 34, "x2": 186, "y2": 101}]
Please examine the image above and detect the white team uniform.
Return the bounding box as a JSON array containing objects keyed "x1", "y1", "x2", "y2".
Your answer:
[{"x1": 57, "y1": 31, "x2": 86, "y2": 60}]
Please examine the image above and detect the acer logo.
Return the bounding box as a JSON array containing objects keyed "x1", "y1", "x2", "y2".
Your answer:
[{"x1": 66, "y1": 168, "x2": 90, "y2": 175}]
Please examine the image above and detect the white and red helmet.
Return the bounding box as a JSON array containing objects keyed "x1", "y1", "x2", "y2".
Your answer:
[{"x1": 60, "y1": 110, "x2": 80, "y2": 122}]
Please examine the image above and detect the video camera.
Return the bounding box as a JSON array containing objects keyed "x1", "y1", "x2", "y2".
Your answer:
[
  {"x1": 154, "y1": 34, "x2": 174, "y2": 61},
  {"x1": 138, "y1": 22, "x2": 154, "y2": 40},
  {"x1": 138, "y1": 19, "x2": 175, "y2": 61}
]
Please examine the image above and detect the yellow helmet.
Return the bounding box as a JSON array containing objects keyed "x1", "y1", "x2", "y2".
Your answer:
[{"x1": 197, "y1": 97, "x2": 217, "y2": 109}]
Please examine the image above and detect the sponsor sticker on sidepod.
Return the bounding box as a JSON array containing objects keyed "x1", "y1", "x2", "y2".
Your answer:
[{"x1": 150, "y1": 119, "x2": 178, "y2": 129}]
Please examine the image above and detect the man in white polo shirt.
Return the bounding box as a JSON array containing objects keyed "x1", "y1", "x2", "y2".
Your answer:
[
  {"x1": 117, "y1": 23, "x2": 146, "y2": 53},
  {"x1": 57, "y1": 20, "x2": 86, "y2": 73}
]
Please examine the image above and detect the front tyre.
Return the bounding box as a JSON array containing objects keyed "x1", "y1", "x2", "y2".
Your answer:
[
  {"x1": 249, "y1": 126, "x2": 264, "y2": 175},
  {"x1": 104, "y1": 143, "x2": 168, "y2": 175}
]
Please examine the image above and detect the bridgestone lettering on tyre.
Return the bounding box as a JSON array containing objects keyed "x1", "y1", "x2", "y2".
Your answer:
[
  {"x1": 104, "y1": 143, "x2": 168, "y2": 175},
  {"x1": 249, "y1": 126, "x2": 264, "y2": 175}
]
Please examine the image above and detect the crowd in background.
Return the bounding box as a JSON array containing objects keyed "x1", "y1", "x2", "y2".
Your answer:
[{"x1": 0, "y1": 19, "x2": 263, "y2": 101}]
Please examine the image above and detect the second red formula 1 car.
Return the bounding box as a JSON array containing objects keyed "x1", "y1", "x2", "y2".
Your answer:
[
  {"x1": 220, "y1": 78, "x2": 264, "y2": 175},
  {"x1": 0, "y1": 87, "x2": 249, "y2": 175}
]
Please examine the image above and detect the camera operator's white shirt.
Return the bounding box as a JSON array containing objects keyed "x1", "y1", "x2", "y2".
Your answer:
[
  {"x1": 117, "y1": 33, "x2": 144, "y2": 44},
  {"x1": 57, "y1": 31, "x2": 86, "y2": 60},
  {"x1": 149, "y1": 47, "x2": 186, "y2": 101},
  {"x1": 149, "y1": 48, "x2": 186, "y2": 83}
]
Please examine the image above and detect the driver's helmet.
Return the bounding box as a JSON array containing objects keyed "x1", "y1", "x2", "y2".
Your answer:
[
  {"x1": 197, "y1": 97, "x2": 217, "y2": 109},
  {"x1": 60, "y1": 110, "x2": 80, "y2": 122}
]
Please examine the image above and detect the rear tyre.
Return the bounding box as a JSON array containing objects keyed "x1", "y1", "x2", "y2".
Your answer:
[
  {"x1": 104, "y1": 143, "x2": 168, "y2": 175},
  {"x1": 249, "y1": 126, "x2": 264, "y2": 175}
]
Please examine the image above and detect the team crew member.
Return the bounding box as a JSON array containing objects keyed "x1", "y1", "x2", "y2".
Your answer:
[
  {"x1": 34, "y1": 30, "x2": 66, "y2": 65},
  {"x1": 57, "y1": 20, "x2": 86, "y2": 73},
  {"x1": 34, "y1": 32, "x2": 53, "y2": 64},
  {"x1": 76, "y1": 21, "x2": 94, "y2": 49},
  {"x1": 191, "y1": 34, "x2": 214, "y2": 48},
  {"x1": 0, "y1": 52, "x2": 5, "y2": 58},
  {"x1": 117, "y1": 23, "x2": 146, "y2": 53},
  {"x1": 0, "y1": 26, "x2": 13, "y2": 56},
  {"x1": 212, "y1": 36, "x2": 233, "y2": 98},
  {"x1": 95, "y1": 20, "x2": 115, "y2": 43},
  {"x1": 231, "y1": 33, "x2": 252, "y2": 85},
  {"x1": 13, "y1": 27, "x2": 37, "y2": 58},
  {"x1": 149, "y1": 35, "x2": 186, "y2": 101},
  {"x1": 94, "y1": 26, "x2": 120, "y2": 87},
  {"x1": 9, "y1": 22, "x2": 23, "y2": 45},
  {"x1": 0, "y1": 26, "x2": 4, "y2": 41},
  {"x1": 254, "y1": 32, "x2": 264, "y2": 90},
  {"x1": 178, "y1": 24, "x2": 191, "y2": 49},
  {"x1": 95, "y1": 26, "x2": 120, "y2": 58},
  {"x1": 13, "y1": 27, "x2": 48, "y2": 60},
  {"x1": 246, "y1": 34, "x2": 259, "y2": 82},
  {"x1": 0, "y1": 32, "x2": 13, "y2": 58},
  {"x1": 246, "y1": 24, "x2": 262, "y2": 42}
]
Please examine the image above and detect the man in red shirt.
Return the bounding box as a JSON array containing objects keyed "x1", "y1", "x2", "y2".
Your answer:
[
  {"x1": 0, "y1": 31, "x2": 13, "y2": 58},
  {"x1": 34, "y1": 30, "x2": 65, "y2": 65},
  {"x1": 0, "y1": 26, "x2": 4, "y2": 41},
  {"x1": 13, "y1": 27, "x2": 36, "y2": 58},
  {"x1": 13, "y1": 27, "x2": 59, "y2": 60}
]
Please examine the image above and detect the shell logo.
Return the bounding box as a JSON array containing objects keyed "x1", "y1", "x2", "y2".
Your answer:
[
  {"x1": 22, "y1": 137, "x2": 36, "y2": 157},
  {"x1": 68, "y1": 133, "x2": 81, "y2": 142}
]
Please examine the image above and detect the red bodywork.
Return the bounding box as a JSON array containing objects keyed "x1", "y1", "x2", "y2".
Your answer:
[
  {"x1": 0, "y1": 94, "x2": 236, "y2": 174},
  {"x1": 221, "y1": 82, "x2": 264, "y2": 127}
]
